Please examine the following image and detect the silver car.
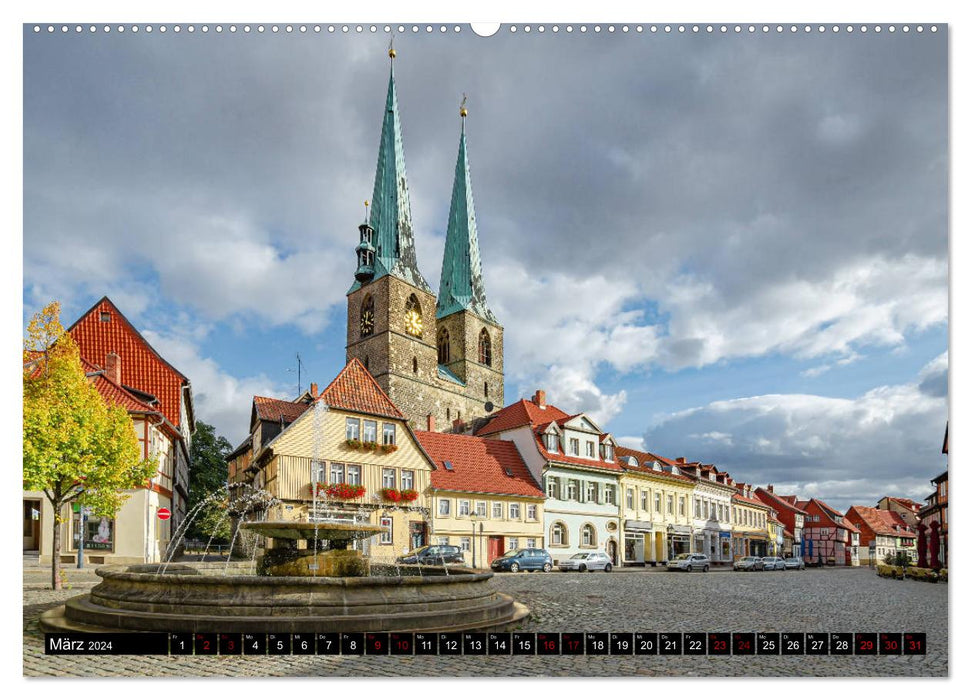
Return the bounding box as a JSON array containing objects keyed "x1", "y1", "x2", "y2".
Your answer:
[
  {"x1": 667, "y1": 553, "x2": 710, "y2": 572},
  {"x1": 558, "y1": 551, "x2": 613, "y2": 572},
  {"x1": 761, "y1": 556, "x2": 786, "y2": 571},
  {"x1": 784, "y1": 557, "x2": 806, "y2": 570},
  {"x1": 733, "y1": 556, "x2": 763, "y2": 571}
]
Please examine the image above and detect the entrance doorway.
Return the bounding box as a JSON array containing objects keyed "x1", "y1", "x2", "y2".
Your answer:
[
  {"x1": 607, "y1": 539, "x2": 618, "y2": 565},
  {"x1": 23, "y1": 500, "x2": 41, "y2": 551},
  {"x1": 487, "y1": 536, "x2": 504, "y2": 564},
  {"x1": 409, "y1": 521, "x2": 427, "y2": 550}
]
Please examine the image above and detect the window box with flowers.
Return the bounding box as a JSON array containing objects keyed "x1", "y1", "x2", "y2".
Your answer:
[
  {"x1": 362, "y1": 440, "x2": 380, "y2": 452},
  {"x1": 317, "y1": 483, "x2": 366, "y2": 500},
  {"x1": 380, "y1": 443, "x2": 399, "y2": 454},
  {"x1": 400, "y1": 489, "x2": 419, "y2": 502},
  {"x1": 380, "y1": 488, "x2": 403, "y2": 503},
  {"x1": 345, "y1": 438, "x2": 362, "y2": 450}
]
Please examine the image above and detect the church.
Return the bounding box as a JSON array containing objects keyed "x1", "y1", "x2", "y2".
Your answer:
[{"x1": 345, "y1": 48, "x2": 503, "y2": 434}]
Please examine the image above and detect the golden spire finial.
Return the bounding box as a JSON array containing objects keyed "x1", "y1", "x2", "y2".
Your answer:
[
  {"x1": 364, "y1": 199, "x2": 370, "y2": 224},
  {"x1": 388, "y1": 34, "x2": 396, "y2": 59},
  {"x1": 460, "y1": 93, "x2": 468, "y2": 118}
]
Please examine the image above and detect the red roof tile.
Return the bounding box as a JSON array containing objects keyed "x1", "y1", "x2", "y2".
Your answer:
[
  {"x1": 68, "y1": 297, "x2": 190, "y2": 430},
  {"x1": 317, "y1": 358, "x2": 404, "y2": 420},
  {"x1": 733, "y1": 493, "x2": 770, "y2": 508},
  {"x1": 414, "y1": 431, "x2": 544, "y2": 498},
  {"x1": 755, "y1": 488, "x2": 809, "y2": 516},
  {"x1": 846, "y1": 506, "x2": 916, "y2": 537},
  {"x1": 253, "y1": 396, "x2": 311, "y2": 424},
  {"x1": 476, "y1": 398, "x2": 570, "y2": 436}
]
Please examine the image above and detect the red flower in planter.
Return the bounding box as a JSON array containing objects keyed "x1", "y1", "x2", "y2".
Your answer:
[
  {"x1": 319, "y1": 483, "x2": 366, "y2": 500},
  {"x1": 380, "y1": 488, "x2": 403, "y2": 502},
  {"x1": 400, "y1": 489, "x2": 419, "y2": 502}
]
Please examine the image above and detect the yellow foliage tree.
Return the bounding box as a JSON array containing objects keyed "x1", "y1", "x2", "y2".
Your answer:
[{"x1": 23, "y1": 301, "x2": 157, "y2": 590}]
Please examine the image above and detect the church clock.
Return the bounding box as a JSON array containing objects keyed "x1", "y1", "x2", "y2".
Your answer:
[
  {"x1": 360, "y1": 296, "x2": 375, "y2": 337},
  {"x1": 404, "y1": 308, "x2": 423, "y2": 337}
]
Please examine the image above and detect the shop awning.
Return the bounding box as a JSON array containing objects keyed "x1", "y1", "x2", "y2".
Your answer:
[{"x1": 624, "y1": 520, "x2": 653, "y2": 532}]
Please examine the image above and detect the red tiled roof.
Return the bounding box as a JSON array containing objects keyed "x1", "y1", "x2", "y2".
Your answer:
[
  {"x1": 68, "y1": 297, "x2": 190, "y2": 430},
  {"x1": 414, "y1": 431, "x2": 544, "y2": 498},
  {"x1": 476, "y1": 398, "x2": 570, "y2": 436},
  {"x1": 253, "y1": 396, "x2": 311, "y2": 424},
  {"x1": 91, "y1": 373, "x2": 158, "y2": 414},
  {"x1": 846, "y1": 506, "x2": 916, "y2": 537},
  {"x1": 755, "y1": 487, "x2": 809, "y2": 516},
  {"x1": 733, "y1": 493, "x2": 770, "y2": 508},
  {"x1": 885, "y1": 496, "x2": 922, "y2": 512},
  {"x1": 615, "y1": 445, "x2": 696, "y2": 483},
  {"x1": 317, "y1": 358, "x2": 404, "y2": 420}
]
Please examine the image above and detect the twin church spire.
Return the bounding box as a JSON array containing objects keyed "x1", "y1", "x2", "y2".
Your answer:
[{"x1": 353, "y1": 55, "x2": 497, "y2": 324}]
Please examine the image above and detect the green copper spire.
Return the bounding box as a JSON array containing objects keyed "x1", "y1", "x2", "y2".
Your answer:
[
  {"x1": 353, "y1": 59, "x2": 432, "y2": 294},
  {"x1": 436, "y1": 112, "x2": 498, "y2": 323}
]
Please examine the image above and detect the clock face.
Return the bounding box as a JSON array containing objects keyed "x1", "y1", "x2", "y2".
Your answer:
[
  {"x1": 404, "y1": 309, "x2": 423, "y2": 337},
  {"x1": 360, "y1": 309, "x2": 374, "y2": 336}
]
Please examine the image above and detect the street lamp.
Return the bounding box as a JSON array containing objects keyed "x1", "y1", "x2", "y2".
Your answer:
[{"x1": 469, "y1": 514, "x2": 480, "y2": 567}]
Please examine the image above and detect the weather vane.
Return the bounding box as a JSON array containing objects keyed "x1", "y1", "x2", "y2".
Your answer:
[
  {"x1": 388, "y1": 33, "x2": 396, "y2": 59},
  {"x1": 460, "y1": 93, "x2": 468, "y2": 118},
  {"x1": 364, "y1": 199, "x2": 370, "y2": 224}
]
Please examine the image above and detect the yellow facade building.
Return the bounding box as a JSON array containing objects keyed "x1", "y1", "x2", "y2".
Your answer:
[
  {"x1": 732, "y1": 485, "x2": 774, "y2": 558},
  {"x1": 415, "y1": 431, "x2": 545, "y2": 567},
  {"x1": 231, "y1": 359, "x2": 435, "y2": 560},
  {"x1": 616, "y1": 447, "x2": 697, "y2": 564}
]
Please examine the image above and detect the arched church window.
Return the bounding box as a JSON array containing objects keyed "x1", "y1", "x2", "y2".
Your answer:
[
  {"x1": 404, "y1": 295, "x2": 423, "y2": 337},
  {"x1": 478, "y1": 328, "x2": 492, "y2": 366},
  {"x1": 437, "y1": 328, "x2": 450, "y2": 364},
  {"x1": 360, "y1": 295, "x2": 375, "y2": 338}
]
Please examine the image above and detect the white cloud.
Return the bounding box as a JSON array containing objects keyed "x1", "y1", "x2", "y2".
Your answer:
[
  {"x1": 141, "y1": 329, "x2": 291, "y2": 446},
  {"x1": 643, "y1": 354, "x2": 949, "y2": 513}
]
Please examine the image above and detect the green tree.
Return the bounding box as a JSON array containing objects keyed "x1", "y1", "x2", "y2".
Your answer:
[
  {"x1": 186, "y1": 420, "x2": 232, "y2": 541},
  {"x1": 23, "y1": 301, "x2": 157, "y2": 590}
]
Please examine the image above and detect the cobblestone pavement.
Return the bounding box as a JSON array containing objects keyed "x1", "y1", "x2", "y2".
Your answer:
[{"x1": 23, "y1": 566, "x2": 947, "y2": 677}]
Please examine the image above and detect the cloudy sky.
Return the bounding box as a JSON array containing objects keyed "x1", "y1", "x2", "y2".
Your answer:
[{"x1": 23, "y1": 24, "x2": 948, "y2": 513}]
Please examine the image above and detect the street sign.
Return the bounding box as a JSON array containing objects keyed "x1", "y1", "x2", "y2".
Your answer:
[{"x1": 157, "y1": 508, "x2": 171, "y2": 520}]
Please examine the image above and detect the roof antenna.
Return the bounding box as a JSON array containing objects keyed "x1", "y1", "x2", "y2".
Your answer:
[{"x1": 287, "y1": 352, "x2": 304, "y2": 397}]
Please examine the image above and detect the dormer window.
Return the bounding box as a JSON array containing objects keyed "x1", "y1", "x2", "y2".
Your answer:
[
  {"x1": 545, "y1": 432, "x2": 559, "y2": 452},
  {"x1": 602, "y1": 443, "x2": 615, "y2": 461},
  {"x1": 100, "y1": 311, "x2": 111, "y2": 322}
]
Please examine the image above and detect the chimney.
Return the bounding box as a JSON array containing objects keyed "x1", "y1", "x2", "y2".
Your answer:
[
  {"x1": 427, "y1": 413, "x2": 436, "y2": 432},
  {"x1": 105, "y1": 352, "x2": 121, "y2": 385},
  {"x1": 676, "y1": 457, "x2": 686, "y2": 464},
  {"x1": 532, "y1": 389, "x2": 546, "y2": 409},
  {"x1": 310, "y1": 382, "x2": 318, "y2": 397},
  {"x1": 452, "y1": 418, "x2": 465, "y2": 433},
  {"x1": 767, "y1": 484, "x2": 774, "y2": 494}
]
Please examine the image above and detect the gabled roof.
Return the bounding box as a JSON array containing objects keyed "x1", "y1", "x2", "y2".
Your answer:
[
  {"x1": 67, "y1": 296, "x2": 192, "y2": 430},
  {"x1": 414, "y1": 431, "x2": 543, "y2": 498},
  {"x1": 755, "y1": 487, "x2": 809, "y2": 516},
  {"x1": 317, "y1": 358, "x2": 405, "y2": 420},
  {"x1": 881, "y1": 496, "x2": 922, "y2": 512},
  {"x1": 733, "y1": 492, "x2": 770, "y2": 509},
  {"x1": 846, "y1": 506, "x2": 916, "y2": 538},
  {"x1": 253, "y1": 396, "x2": 312, "y2": 424},
  {"x1": 476, "y1": 398, "x2": 570, "y2": 436}
]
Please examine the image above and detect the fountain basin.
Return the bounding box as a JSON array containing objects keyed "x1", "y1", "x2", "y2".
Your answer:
[{"x1": 39, "y1": 562, "x2": 530, "y2": 634}]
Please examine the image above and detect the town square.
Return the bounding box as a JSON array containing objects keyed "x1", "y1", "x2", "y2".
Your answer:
[{"x1": 20, "y1": 14, "x2": 949, "y2": 685}]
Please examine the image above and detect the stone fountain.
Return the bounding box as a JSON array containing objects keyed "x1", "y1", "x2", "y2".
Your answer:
[{"x1": 40, "y1": 511, "x2": 530, "y2": 634}]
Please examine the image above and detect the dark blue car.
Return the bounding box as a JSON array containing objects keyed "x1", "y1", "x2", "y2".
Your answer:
[{"x1": 490, "y1": 548, "x2": 553, "y2": 573}]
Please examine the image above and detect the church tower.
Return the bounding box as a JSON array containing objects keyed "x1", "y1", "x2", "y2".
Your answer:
[
  {"x1": 435, "y1": 101, "x2": 504, "y2": 419},
  {"x1": 346, "y1": 52, "x2": 503, "y2": 433}
]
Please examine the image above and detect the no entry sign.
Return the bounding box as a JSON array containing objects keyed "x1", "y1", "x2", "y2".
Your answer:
[{"x1": 157, "y1": 508, "x2": 171, "y2": 521}]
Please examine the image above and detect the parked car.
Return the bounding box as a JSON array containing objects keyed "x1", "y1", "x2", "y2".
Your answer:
[
  {"x1": 667, "y1": 553, "x2": 710, "y2": 572},
  {"x1": 733, "y1": 556, "x2": 764, "y2": 571},
  {"x1": 558, "y1": 552, "x2": 613, "y2": 572},
  {"x1": 397, "y1": 544, "x2": 464, "y2": 565},
  {"x1": 761, "y1": 556, "x2": 786, "y2": 571},
  {"x1": 784, "y1": 557, "x2": 806, "y2": 570},
  {"x1": 490, "y1": 548, "x2": 553, "y2": 573}
]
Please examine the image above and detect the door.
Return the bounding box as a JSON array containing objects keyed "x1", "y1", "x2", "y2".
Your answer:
[
  {"x1": 607, "y1": 539, "x2": 618, "y2": 565},
  {"x1": 409, "y1": 521, "x2": 427, "y2": 550},
  {"x1": 487, "y1": 536, "x2": 504, "y2": 565},
  {"x1": 23, "y1": 500, "x2": 40, "y2": 551}
]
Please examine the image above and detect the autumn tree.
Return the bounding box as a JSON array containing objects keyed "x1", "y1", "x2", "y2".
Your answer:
[{"x1": 23, "y1": 301, "x2": 157, "y2": 590}]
